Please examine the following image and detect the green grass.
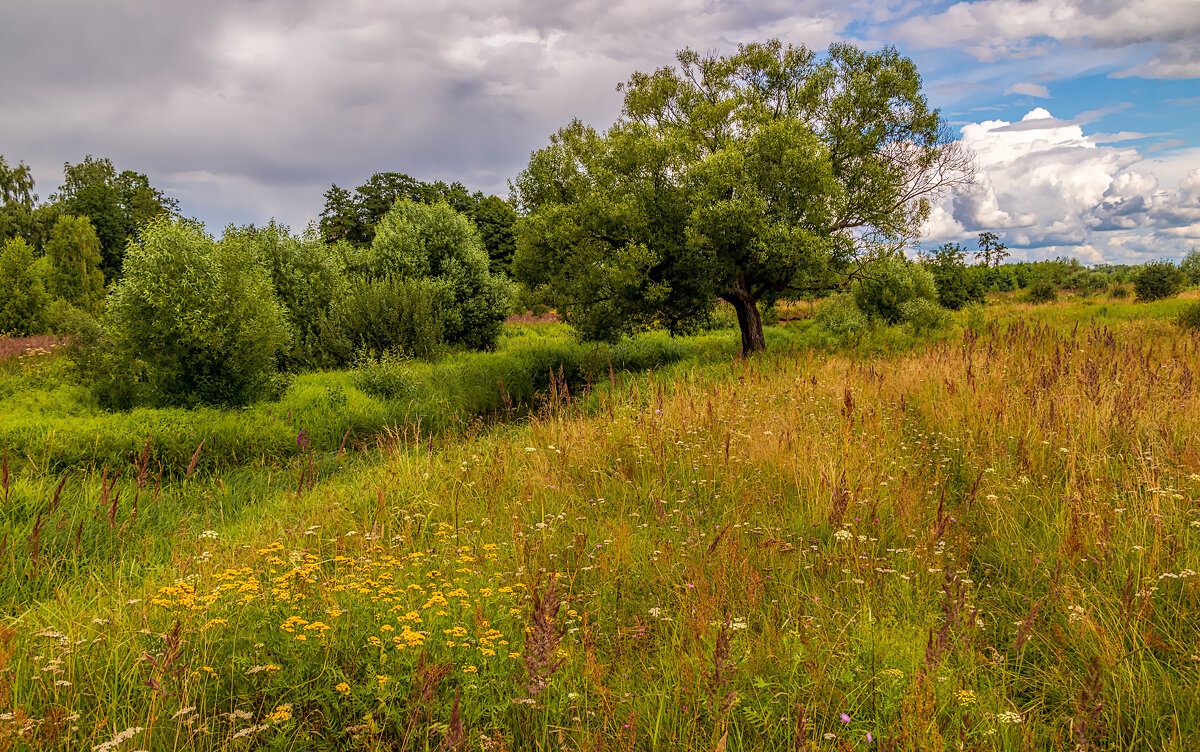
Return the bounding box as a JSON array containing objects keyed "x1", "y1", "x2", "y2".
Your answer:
[{"x1": 2, "y1": 298, "x2": 1198, "y2": 750}]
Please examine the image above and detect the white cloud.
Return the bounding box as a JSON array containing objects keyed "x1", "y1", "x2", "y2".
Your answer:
[
  {"x1": 891, "y1": 0, "x2": 1200, "y2": 78},
  {"x1": 922, "y1": 107, "x2": 1200, "y2": 263},
  {"x1": 1004, "y1": 82, "x2": 1050, "y2": 98}
]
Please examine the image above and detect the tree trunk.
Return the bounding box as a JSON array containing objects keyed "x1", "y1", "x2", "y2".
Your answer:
[{"x1": 728, "y1": 289, "x2": 766, "y2": 355}]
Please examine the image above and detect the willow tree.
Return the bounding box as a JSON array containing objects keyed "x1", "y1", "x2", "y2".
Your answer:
[{"x1": 513, "y1": 40, "x2": 971, "y2": 352}]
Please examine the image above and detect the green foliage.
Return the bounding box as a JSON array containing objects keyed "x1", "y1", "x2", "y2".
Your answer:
[
  {"x1": 0, "y1": 155, "x2": 38, "y2": 245},
  {"x1": 350, "y1": 349, "x2": 416, "y2": 400},
  {"x1": 318, "y1": 172, "x2": 517, "y2": 274},
  {"x1": 1109, "y1": 283, "x2": 1130, "y2": 299},
  {"x1": 368, "y1": 200, "x2": 512, "y2": 351},
  {"x1": 0, "y1": 236, "x2": 50, "y2": 335},
  {"x1": 900, "y1": 296, "x2": 952, "y2": 334},
  {"x1": 923, "y1": 243, "x2": 986, "y2": 310},
  {"x1": 987, "y1": 265, "x2": 1018, "y2": 291},
  {"x1": 975, "y1": 231, "x2": 1009, "y2": 267},
  {"x1": 51, "y1": 155, "x2": 177, "y2": 278},
  {"x1": 814, "y1": 293, "x2": 868, "y2": 337},
  {"x1": 316, "y1": 275, "x2": 450, "y2": 365},
  {"x1": 103, "y1": 217, "x2": 291, "y2": 407},
  {"x1": 1177, "y1": 301, "x2": 1200, "y2": 331},
  {"x1": 514, "y1": 40, "x2": 966, "y2": 352},
  {"x1": 1181, "y1": 248, "x2": 1200, "y2": 285},
  {"x1": 473, "y1": 194, "x2": 518, "y2": 275},
  {"x1": 1025, "y1": 279, "x2": 1058, "y2": 303},
  {"x1": 852, "y1": 256, "x2": 939, "y2": 323},
  {"x1": 44, "y1": 214, "x2": 105, "y2": 313},
  {"x1": 220, "y1": 222, "x2": 351, "y2": 368},
  {"x1": 1134, "y1": 260, "x2": 1186, "y2": 302},
  {"x1": 1062, "y1": 269, "x2": 1109, "y2": 295}
]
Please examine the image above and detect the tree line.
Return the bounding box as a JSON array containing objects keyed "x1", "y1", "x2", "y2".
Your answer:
[{"x1": 3, "y1": 39, "x2": 1198, "y2": 408}]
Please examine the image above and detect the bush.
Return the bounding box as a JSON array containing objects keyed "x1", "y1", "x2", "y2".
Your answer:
[
  {"x1": 852, "y1": 256, "x2": 939, "y2": 323},
  {"x1": 44, "y1": 214, "x2": 105, "y2": 314},
  {"x1": 315, "y1": 275, "x2": 450, "y2": 366},
  {"x1": 979, "y1": 266, "x2": 1017, "y2": 292},
  {"x1": 814, "y1": 293, "x2": 868, "y2": 336},
  {"x1": 351, "y1": 349, "x2": 416, "y2": 400},
  {"x1": 1181, "y1": 248, "x2": 1200, "y2": 286},
  {"x1": 1063, "y1": 269, "x2": 1109, "y2": 296},
  {"x1": 104, "y1": 217, "x2": 292, "y2": 407},
  {"x1": 1134, "y1": 260, "x2": 1186, "y2": 302},
  {"x1": 221, "y1": 222, "x2": 350, "y2": 368},
  {"x1": 923, "y1": 244, "x2": 985, "y2": 310},
  {"x1": 1109, "y1": 284, "x2": 1130, "y2": 299},
  {"x1": 1025, "y1": 279, "x2": 1058, "y2": 303},
  {"x1": 900, "y1": 297, "x2": 951, "y2": 334},
  {"x1": 367, "y1": 200, "x2": 513, "y2": 350},
  {"x1": 1178, "y1": 301, "x2": 1200, "y2": 331},
  {"x1": 0, "y1": 237, "x2": 50, "y2": 335}
]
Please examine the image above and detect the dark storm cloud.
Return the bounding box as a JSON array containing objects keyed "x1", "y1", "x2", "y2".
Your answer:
[{"x1": 2, "y1": 0, "x2": 856, "y2": 229}]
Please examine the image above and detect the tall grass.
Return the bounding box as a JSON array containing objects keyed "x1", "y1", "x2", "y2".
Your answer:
[{"x1": 2, "y1": 304, "x2": 1197, "y2": 750}]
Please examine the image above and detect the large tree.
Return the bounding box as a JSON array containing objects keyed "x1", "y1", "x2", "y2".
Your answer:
[
  {"x1": 513, "y1": 40, "x2": 971, "y2": 352},
  {"x1": 52, "y1": 155, "x2": 177, "y2": 278}
]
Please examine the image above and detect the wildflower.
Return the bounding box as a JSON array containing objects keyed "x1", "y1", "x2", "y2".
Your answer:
[
  {"x1": 91, "y1": 726, "x2": 144, "y2": 752},
  {"x1": 840, "y1": 713, "x2": 851, "y2": 723},
  {"x1": 955, "y1": 690, "x2": 978, "y2": 706},
  {"x1": 267, "y1": 705, "x2": 293, "y2": 723},
  {"x1": 833, "y1": 529, "x2": 853, "y2": 542},
  {"x1": 336, "y1": 682, "x2": 351, "y2": 696},
  {"x1": 463, "y1": 665, "x2": 478, "y2": 673}
]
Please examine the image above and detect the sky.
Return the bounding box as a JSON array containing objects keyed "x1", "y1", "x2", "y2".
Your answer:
[{"x1": 2, "y1": 0, "x2": 1197, "y2": 264}]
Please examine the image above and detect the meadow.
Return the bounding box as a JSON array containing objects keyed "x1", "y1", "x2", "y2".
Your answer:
[{"x1": 1, "y1": 292, "x2": 1198, "y2": 751}]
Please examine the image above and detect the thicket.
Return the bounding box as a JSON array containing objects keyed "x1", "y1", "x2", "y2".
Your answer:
[
  {"x1": 103, "y1": 217, "x2": 292, "y2": 407},
  {"x1": 0, "y1": 237, "x2": 49, "y2": 335},
  {"x1": 851, "y1": 256, "x2": 939, "y2": 324},
  {"x1": 1134, "y1": 259, "x2": 1186, "y2": 301},
  {"x1": 52, "y1": 203, "x2": 513, "y2": 407}
]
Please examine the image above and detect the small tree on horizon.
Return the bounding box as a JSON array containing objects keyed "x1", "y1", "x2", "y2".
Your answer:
[{"x1": 975, "y1": 231, "x2": 1009, "y2": 267}]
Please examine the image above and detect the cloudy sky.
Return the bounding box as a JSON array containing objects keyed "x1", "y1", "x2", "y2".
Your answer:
[{"x1": 2, "y1": 0, "x2": 1197, "y2": 263}]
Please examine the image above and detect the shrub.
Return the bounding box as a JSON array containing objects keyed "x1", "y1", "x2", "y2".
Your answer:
[
  {"x1": 814, "y1": 293, "x2": 868, "y2": 337},
  {"x1": 1178, "y1": 301, "x2": 1200, "y2": 331},
  {"x1": 1025, "y1": 279, "x2": 1058, "y2": 303},
  {"x1": 367, "y1": 200, "x2": 513, "y2": 350},
  {"x1": 900, "y1": 297, "x2": 951, "y2": 334},
  {"x1": 987, "y1": 266, "x2": 1018, "y2": 292},
  {"x1": 220, "y1": 222, "x2": 350, "y2": 368},
  {"x1": 923, "y1": 244, "x2": 985, "y2": 310},
  {"x1": 1063, "y1": 269, "x2": 1109, "y2": 296},
  {"x1": 44, "y1": 214, "x2": 106, "y2": 314},
  {"x1": 316, "y1": 275, "x2": 450, "y2": 365},
  {"x1": 0, "y1": 237, "x2": 50, "y2": 335},
  {"x1": 104, "y1": 217, "x2": 292, "y2": 407},
  {"x1": 351, "y1": 349, "x2": 416, "y2": 400},
  {"x1": 1134, "y1": 260, "x2": 1186, "y2": 302},
  {"x1": 1181, "y1": 248, "x2": 1200, "y2": 286},
  {"x1": 852, "y1": 256, "x2": 939, "y2": 323},
  {"x1": 1109, "y1": 284, "x2": 1130, "y2": 299}
]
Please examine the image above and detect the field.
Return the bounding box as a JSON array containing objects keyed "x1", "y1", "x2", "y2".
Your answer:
[{"x1": 1, "y1": 294, "x2": 1198, "y2": 751}]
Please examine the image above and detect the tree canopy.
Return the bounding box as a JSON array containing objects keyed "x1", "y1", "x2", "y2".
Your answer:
[
  {"x1": 318, "y1": 172, "x2": 517, "y2": 275},
  {"x1": 44, "y1": 214, "x2": 105, "y2": 314},
  {"x1": 513, "y1": 40, "x2": 971, "y2": 351},
  {"x1": 51, "y1": 155, "x2": 178, "y2": 278}
]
